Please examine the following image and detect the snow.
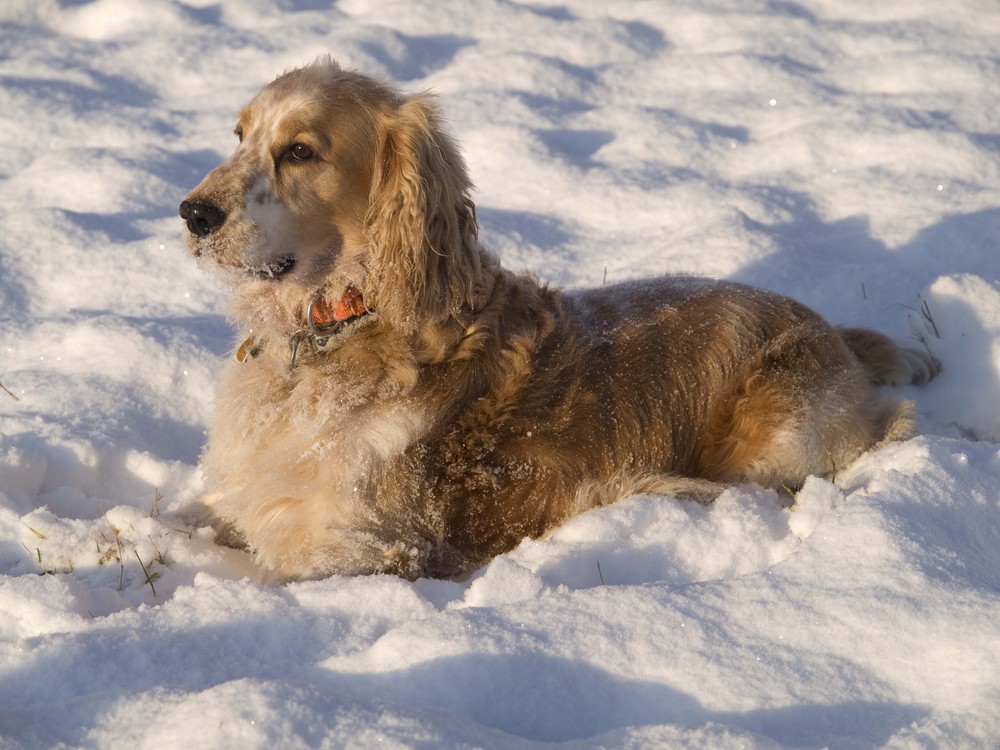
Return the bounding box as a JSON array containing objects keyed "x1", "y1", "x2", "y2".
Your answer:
[{"x1": 2, "y1": 0, "x2": 999, "y2": 747}]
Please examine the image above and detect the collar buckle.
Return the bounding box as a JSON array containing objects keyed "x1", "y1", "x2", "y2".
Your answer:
[{"x1": 287, "y1": 286, "x2": 373, "y2": 371}]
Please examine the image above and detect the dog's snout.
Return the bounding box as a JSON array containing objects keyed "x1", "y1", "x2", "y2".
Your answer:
[{"x1": 179, "y1": 199, "x2": 226, "y2": 237}]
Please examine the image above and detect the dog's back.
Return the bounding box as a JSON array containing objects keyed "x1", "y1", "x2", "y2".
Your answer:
[{"x1": 404, "y1": 274, "x2": 936, "y2": 576}]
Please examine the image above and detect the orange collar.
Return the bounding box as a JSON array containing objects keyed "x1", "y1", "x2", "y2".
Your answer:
[
  {"x1": 305, "y1": 285, "x2": 370, "y2": 333},
  {"x1": 287, "y1": 285, "x2": 374, "y2": 369},
  {"x1": 235, "y1": 285, "x2": 375, "y2": 368}
]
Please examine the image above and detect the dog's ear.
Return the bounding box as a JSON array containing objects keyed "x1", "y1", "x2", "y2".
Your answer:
[{"x1": 364, "y1": 94, "x2": 482, "y2": 331}]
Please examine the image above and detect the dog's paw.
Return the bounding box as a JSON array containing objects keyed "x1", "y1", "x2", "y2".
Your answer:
[
  {"x1": 173, "y1": 494, "x2": 249, "y2": 550},
  {"x1": 898, "y1": 346, "x2": 941, "y2": 386}
]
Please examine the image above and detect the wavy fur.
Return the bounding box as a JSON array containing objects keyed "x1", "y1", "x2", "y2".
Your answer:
[{"x1": 365, "y1": 94, "x2": 484, "y2": 330}]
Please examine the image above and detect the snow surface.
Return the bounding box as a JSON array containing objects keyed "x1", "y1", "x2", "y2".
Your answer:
[{"x1": 2, "y1": 0, "x2": 1000, "y2": 747}]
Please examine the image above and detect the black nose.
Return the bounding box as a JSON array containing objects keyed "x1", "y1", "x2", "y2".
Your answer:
[{"x1": 179, "y1": 200, "x2": 226, "y2": 237}]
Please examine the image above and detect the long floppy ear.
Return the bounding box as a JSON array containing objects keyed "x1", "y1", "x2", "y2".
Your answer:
[{"x1": 364, "y1": 94, "x2": 482, "y2": 331}]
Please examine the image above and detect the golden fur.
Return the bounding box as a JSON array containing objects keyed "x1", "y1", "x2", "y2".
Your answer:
[{"x1": 179, "y1": 58, "x2": 938, "y2": 581}]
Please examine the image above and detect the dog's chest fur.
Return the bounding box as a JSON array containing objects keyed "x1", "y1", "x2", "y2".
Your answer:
[{"x1": 200, "y1": 325, "x2": 440, "y2": 579}]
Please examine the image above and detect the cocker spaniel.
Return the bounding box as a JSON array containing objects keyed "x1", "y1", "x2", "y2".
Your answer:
[{"x1": 179, "y1": 58, "x2": 937, "y2": 581}]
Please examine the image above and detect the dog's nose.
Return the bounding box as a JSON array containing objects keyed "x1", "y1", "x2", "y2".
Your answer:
[{"x1": 179, "y1": 200, "x2": 226, "y2": 237}]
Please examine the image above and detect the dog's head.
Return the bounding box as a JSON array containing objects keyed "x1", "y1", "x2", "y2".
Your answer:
[{"x1": 180, "y1": 58, "x2": 484, "y2": 331}]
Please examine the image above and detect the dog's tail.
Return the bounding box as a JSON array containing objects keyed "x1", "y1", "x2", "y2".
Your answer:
[{"x1": 838, "y1": 328, "x2": 940, "y2": 387}]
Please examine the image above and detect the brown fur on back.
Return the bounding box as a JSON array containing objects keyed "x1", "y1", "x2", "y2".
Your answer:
[{"x1": 179, "y1": 59, "x2": 938, "y2": 581}]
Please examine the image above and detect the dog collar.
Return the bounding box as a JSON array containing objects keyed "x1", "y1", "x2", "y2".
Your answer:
[
  {"x1": 304, "y1": 285, "x2": 369, "y2": 333},
  {"x1": 235, "y1": 285, "x2": 375, "y2": 369}
]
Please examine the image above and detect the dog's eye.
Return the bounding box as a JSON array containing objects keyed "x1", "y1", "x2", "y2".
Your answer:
[
  {"x1": 289, "y1": 143, "x2": 314, "y2": 162},
  {"x1": 234, "y1": 124, "x2": 244, "y2": 143}
]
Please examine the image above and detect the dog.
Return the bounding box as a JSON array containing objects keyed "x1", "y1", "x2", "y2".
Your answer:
[{"x1": 179, "y1": 57, "x2": 937, "y2": 581}]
